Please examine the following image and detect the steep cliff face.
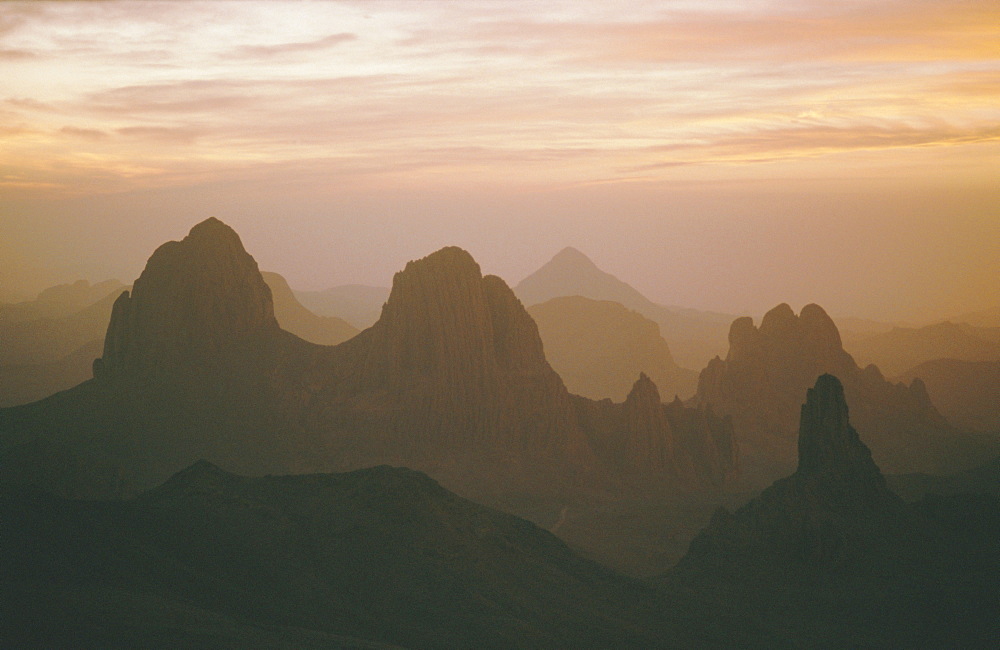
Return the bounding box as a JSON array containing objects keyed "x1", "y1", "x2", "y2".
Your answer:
[
  {"x1": 305, "y1": 247, "x2": 596, "y2": 474},
  {"x1": 95, "y1": 218, "x2": 280, "y2": 382},
  {"x1": 573, "y1": 374, "x2": 736, "y2": 489},
  {"x1": 694, "y1": 303, "x2": 976, "y2": 482},
  {"x1": 682, "y1": 375, "x2": 901, "y2": 568}
]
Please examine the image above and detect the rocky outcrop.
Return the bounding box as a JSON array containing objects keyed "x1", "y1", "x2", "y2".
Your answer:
[
  {"x1": 797, "y1": 374, "x2": 883, "y2": 483},
  {"x1": 528, "y1": 296, "x2": 699, "y2": 402},
  {"x1": 94, "y1": 217, "x2": 280, "y2": 382},
  {"x1": 693, "y1": 303, "x2": 984, "y2": 482},
  {"x1": 682, "y1": 375, "x2": 902, "y2": 569},
  {"x1": 306, "y1": 247, "x2": 597, "y2": 472},
  {"x1": 573, "y1": 374, "x2": 737, "y2": 488},
  {"x1": 667, "y1": 375, "x2": 999, "y2": 646}
]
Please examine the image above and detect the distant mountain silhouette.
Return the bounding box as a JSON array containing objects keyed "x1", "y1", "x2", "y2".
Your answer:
[
  {"x1": 515, "y1": 247, "x2": 735, "y2": 369},
  {"x1": 668, "y1": 374, "x2": 1000, "y2": 646},
  {"x1": 845, "y1": 320, "x2": 1000, "y2": 376},
  {"x1": 0, "y1": 340, "x2": 102, "y2": 408},
  {"x1": 950, "y1": 304, "x2": 1000, "y2": 328},
  {"x1": 0, "y1": 278, "x2": 124, "y2": 323},
  {"x1": 262, "y1": 271, "x2": 359, "y2": 345},
  {"x1": 2, "y1": 462, "x2": 703, "y2": 648},
  {"x1": 694, "y1": 303, "x2": 996, "y2": 483},
  {"x1": 0, "y1": 288, "x2": 121, "y2": 366},
  {"x1": 528, "y1": 296, "x2": 698, "y2": 401},
  {"x1": 516, "y1": 247, "x2": 657, "y2": 313},
  {"x1": 295, "y1": 283, "x2": 389, "y2": 329},
  {"x1": 1, "y1": 219, "x2": 735, "y2": 504},
  {"x1": 898, "y1": 359, "x2": 1000, "y2": 434}
]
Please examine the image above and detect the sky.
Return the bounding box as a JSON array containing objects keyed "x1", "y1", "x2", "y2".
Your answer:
[{"x1": 1, "y1": 0, "x2": 998, "y2": 323}]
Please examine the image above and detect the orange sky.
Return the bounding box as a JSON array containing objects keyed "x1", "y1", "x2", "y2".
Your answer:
[{"x1": 1, "y1": 0, "x2": 998, "y2": 322}]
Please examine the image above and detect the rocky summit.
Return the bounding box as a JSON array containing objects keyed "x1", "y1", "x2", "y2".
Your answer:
[
  {"x1": 666, "y1": 374, "x2": 999, "y2": 646},
  {"x1": 94, "y1": 217, "x2": 280, "y2": 382},
  {"x1": 694, "y1": 302, "x2": 988, "y2": 483}
]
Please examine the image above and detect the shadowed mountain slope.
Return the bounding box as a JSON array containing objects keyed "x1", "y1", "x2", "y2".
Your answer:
[
  {"x1": 693, "y1": 303, "x2": 995, "y2": 484},
  {"x1": 666, "y1": 375, "x2": 1000, "y2": 647},
  {"x1": 262, "y1": 271, "x2": 359, "y2": 346},
  {"x1": 3, "y1": 462, "x2": 738, "y2": 649},
  {"x1": 529, "y1": 296, "x2": 698, "y2": 402}
]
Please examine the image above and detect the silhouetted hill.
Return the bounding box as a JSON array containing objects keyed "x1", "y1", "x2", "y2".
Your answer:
[
  {"x1": 667, "y1": 375, "x2": 1000, "y2": 646},
  {"x1": 514, "y1": 248, "x2": 734, "y2": 369},
  {"x1": 2, "y1": 462, "x2": 699, "y2": 648},
  {"x1": 898, "y1": 359, "x2": 1000, "y2": 434},
  {"x1": 694, "y1": 303, "x2": 996, "y2": 484},
  {"x1": 529, "y1": 296, "x2": 698, "y2": 401},
  {"x1": 262, "y1": 271, "x2": 359, "y2": 346},
  {"x1": 845, "y1": 321, "x2": 1000, "y2": 376},
  {"x1": 295, "y1": 284, "x2": 389, "y2": 329}
]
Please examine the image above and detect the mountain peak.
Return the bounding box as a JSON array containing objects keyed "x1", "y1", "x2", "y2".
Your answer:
[
  {"x1": 797, "y1": 374, "x2": 880, "y2": 478},
  {"x1": 551, "y1": 246, "x2": 598, "y2": 267},
  {"x1": 514, "y1": 247, "x2": 655, "y2": 311},
  {"x1": 95, "y1": 218, "x2": 278, "y2": 381}
]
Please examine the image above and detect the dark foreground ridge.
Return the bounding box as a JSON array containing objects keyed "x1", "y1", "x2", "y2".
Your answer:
[{"x1": 3, "y1": 461, "x2": 754, "y2": 648}]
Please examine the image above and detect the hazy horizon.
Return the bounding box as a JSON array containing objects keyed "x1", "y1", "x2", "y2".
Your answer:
[{"x1": 2, "y1": 0, "x2": 998, "y2": 323}]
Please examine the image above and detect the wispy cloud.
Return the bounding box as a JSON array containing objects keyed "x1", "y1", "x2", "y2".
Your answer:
[{"x1": 233, "y1": 32, "x2": 357, "y2": 58}]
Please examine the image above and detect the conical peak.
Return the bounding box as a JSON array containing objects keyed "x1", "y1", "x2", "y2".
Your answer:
[
  {"x1": 797, "y1": 374, "x2": 879, "y2": 477},
  {"x1": 551, "y1": 246, "x2": 597, "y2": 267},
  {"x1": 187, "y1": 216, "x2": 240, "y2": 242}
]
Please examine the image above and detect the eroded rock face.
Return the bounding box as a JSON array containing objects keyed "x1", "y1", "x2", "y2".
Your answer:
[
  {"x1": 95, "y1": 218, "x2": 279, "y2": 381},
  {"x1": 797, "y1": 374, "x2": 881, "y2": 480},
  {"x1": 694, "y1": 303, "x2": 968, "y2": 482},
  {"x1": 309, "y1": 246, "x2": 597, "y2": 472}
]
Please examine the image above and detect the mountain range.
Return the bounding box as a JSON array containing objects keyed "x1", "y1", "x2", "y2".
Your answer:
[{"x1": 0, "y1": 219, "x2": 735, "y2": 509}]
